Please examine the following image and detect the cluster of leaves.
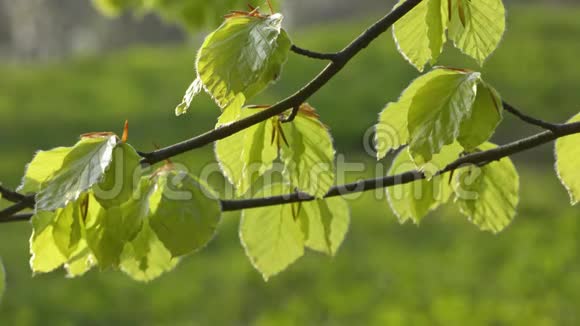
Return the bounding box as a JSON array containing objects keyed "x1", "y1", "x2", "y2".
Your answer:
[
  {"x1": 4, "y1": 0, "x2": 580, "y2": 286},
  {"x1": 393, "y1": 0, "x2": 506, "y2": 70},
  {"x1": 91, "y1": 0, "x2": 279, "y2": 30},
  {"x1": 375, "y1": 67, "x2": 518, "y2": 232},
  {"x1": 20, "y1": 133, "x2": 221, "y2": 281}
]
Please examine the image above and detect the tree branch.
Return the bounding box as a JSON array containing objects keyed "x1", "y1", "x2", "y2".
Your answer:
[
  {"x1": 290, "y1": 44, "x2": 339, "y2": 61},
  {"x1": 0, "y1": 200, "x2": 33, "y2": 220},
  {"x1": 139, "y1": 0, "x2": 424, "y2": 166},
  {"x1": 3, "y1": 120, "x2": 579, "y2": 223},
  {"x1": 220, "y1": 121, "x2": 580, "y2": 211},
  {"x1": 0, "y1": 184, "x2": 28, "y2": 203},
  {"x1": 503, "y1": 101, "x2": 562, "y2": 131}
]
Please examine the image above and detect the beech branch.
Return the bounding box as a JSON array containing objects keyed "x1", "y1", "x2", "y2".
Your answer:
[
  {"x1": 2, "y1": 121, "x2": 580, "y2": 223},
  {"x1": 503, "y1": 101, "x2": 562, "y2": 131},
  {"x1": 1, "y1": 0, "x2": 578, "y2": 223},
  {"x1": 138, "y1": 0, "x2": 424, "y2": 166},
  {"x1": 290, "y1": 44, "x2": 339, "y2": 61}
]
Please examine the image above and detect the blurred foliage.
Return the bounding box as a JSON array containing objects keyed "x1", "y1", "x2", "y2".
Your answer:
[
  {"x1": 0, "y1": 4, "x2": 579, "y2": 324},
  {"x1": 92, "y1": 0, "x2": 280, "y2": 30}
]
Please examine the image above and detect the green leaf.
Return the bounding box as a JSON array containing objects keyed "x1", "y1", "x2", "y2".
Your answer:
[
  {"x1": 240, "y1": 183, "x2": 304, "y2": 281},
  {"x1": 85, "y1": 199, "x2": 128, "y2": 269},
  {"x1": 215, "y1": 106, "x2": 278, "y2": 196},
  {"x1": 30, "y1": 211, "x2": 68, "y2": 273},
  {"x1": 93, "y1": 143, "x2": 143, "y2": 208},
  {"x1": 408, "y1": 68, "x2": 480, "y2": 164},
  {"x1": 85, "y1": 177, "x2": 151, "y2": 268},
  {"x1": 458, "y1": 81, "x2": 503, "y2": 151},
  {"x1": 280, "y1": 105, "x2": 336, "y2": 198},
  {"x1": 18, "y1": 147, "x2": 73, "y2": 194},
  {"x1": 52, "y1": 199, "x2": 85, "y2": 259},
  {"x1": 36, "y1": 136, "x2": 118, "y2": 212},
  {"x1": 448, "y1": 0, "x2": 506, "y2": 65},
  {"x1": 387, "y1": 148, "x2": 454, "y2": 224},
  {"x1": 175, "y1": 78, "x2": 203, "y2": 116},
  {"x1": 120, "y1": 222, "x2": 178, "y2": 282},
  {"x1": 194, "y1": 13, "x2": 291, "y2": 108},
  {"x1": 392, "y1": 0, "x2": 448, "y2": 71},
  {"x1": 149, "y1": 171, "x2": 221, "y2": 257},
  {"x1": 453, "y1": 142, "x2": 519, "y2": 233},
  {"x1": 297, "y1": 197, "x2": 350, "y2": 256},
  {"x1": 0, "y1": 258, "x2": 5, "y2": 302},
  {"x1": 375, "y1": 69, "x2": 455, "y2": 159},
  {"x1": 64, "y1": 244, "x2": 95, "y2": 278},
  {"x1": 555, "y1": 113, "x2": 580, "y2": 205}
]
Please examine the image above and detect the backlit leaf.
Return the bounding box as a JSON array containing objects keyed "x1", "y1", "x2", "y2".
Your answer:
[
  {"x1": 387, "y1": 148, "x2": 454, "y2": 224},
  {"x1": 215, "y1": 105, "x2": 278, "y2": 197},
  {"x1": 448, "y1": 0, "x2": 506, "y2": 65},
  {"x1": 120, "y1": 222, "x2": 178, "y2": 282},
  {"x1": 193, "y1": 13, "x2": 291, "y2": 109},
  {"x1": 297, "y1": 196, "x2": 350, "y2": 256},
  {"x1": 555, "y1": 113, "x2": 580, "y2": 205},
  {"x1": 458, "y1": 81, "x2": 503, "y2": 151},
  {"x1": 408, "y1": 68, "x2": 480, "y2": 164},
  {"x1": 453, "y1": 142, "x2": 519, "y2": 233},
  {"x1": 93, "y1": 143, "x2": 143, "y2": 208},
  {"x1": 149, "y1": 171, "x2": 221, "y2": 257},
  {"x1": 18, "y1": 147, "x2": 73, "y2": 194},
  {"x1": 375, "y1": 69, "x2": 455, "y2": 159},
  {"x1": 36, "y1": 136, "x2": 118, "y2": 212},
  {"x1": 240, "y1": 183, "x2": 304, "y2": 281},
  {"x1": 280, "y1": 104, "x2": 336, "y2": 198}
]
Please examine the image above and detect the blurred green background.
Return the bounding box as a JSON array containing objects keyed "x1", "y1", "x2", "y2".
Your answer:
[{"x1": 1, "y1": 2, "x2": 580, "y2": 325}]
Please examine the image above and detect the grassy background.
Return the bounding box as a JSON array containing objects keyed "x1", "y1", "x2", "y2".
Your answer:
[{"x1": 0, "y1": 4, "x2": 580, "y2": 325}]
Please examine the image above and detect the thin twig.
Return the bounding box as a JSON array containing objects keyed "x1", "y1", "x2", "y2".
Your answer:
[
  {"x1": 290, "y1": 45, "x2": 339, "y2": 61},
  {"x1": 503, "y1": 101, "x2": 561, "y2": 131},
  {"x1": 280, "y1": 106, "x2": 299, "y2": 123},
  {"x1": 0, "y1": 184, "x2": 28, "y2": 203},
  {"x1": 0, "y1": 200, "x2": 33, "y2": 220}
]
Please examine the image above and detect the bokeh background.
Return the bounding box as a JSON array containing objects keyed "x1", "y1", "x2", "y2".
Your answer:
[{"x1": 1, "y1": 0, "x2": 580, "y2": 324}]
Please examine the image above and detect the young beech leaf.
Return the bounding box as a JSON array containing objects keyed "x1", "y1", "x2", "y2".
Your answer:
[
  {"x1": 297, "y1": 196, "x2": 350, "y2": 256},
  {"x1": 149, "y1": 170, "x2": 221, "y2": 257},
  {"x1": 188, "y1": 12, "x2": 291, "y2": 110},
  {"x1": 93, "y1": 143, "x2": 142, "y2": 208},
  {"x1": 453, "y1": 142, "x2": 519, "y2": 233},
  {"x1": 64, "y1": 244, "x2": 95, "y2": 278},
  {"x1": 280, "y1": 104, "x2": 336, "y2": 198},
  {"x1": 555, "y1": 113, "x2": 580, "y2": 205},
  {"x1": 215, "y1": 104, "x2": 278, "y2": 197},
  {"x1": 448, "y1": 0, "x2": 506, "y2": 66},
  {"x1": 392, "y1": 0, "x2": 448, "y2": 71},
  {"x1": 240, "y1": 183, "x2": 304, "y2": 281},
  {"x1": 175, "y1": 78, "x2": 203, "y2": 116},
  {"x1": 216, "y1": 104, "x2": 336, "y2": 198},
  {"x1": 36, "y1": 136, "x2": 118, "y2": 212},
  {"x1": 85, "y1": 199, "x2": 129, "y2": 269},
  {"x1": 120, "y1": 222, "x2": 179, "y2": 282},
  {"x1": 407, "y1": 68, "x2": 480, "y2": 164},
  {"x1": 18, "y1": 146, "x2": 73, "y2": 194},
  {"x1": 387, "y1": 148, "x2": 454, "y2": 224},
  {"x1": 30, "y1": 206, "x2": 93, "y2": 276},
  {"x1": 376, "y1": 69, "x2": 457, "y2": 159},
  {"x1": 393, "y1": 0, "x2": 505, "y2": 70},
  {"x1": 241, "y1": 183, "x2": 351, "y2": 280},
  {"x1": 85, "y1": 178, "x2": 154, "y2": 269},
  {"x1": 458, "y1": 81, "x2": 503, "y2": 151}
]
